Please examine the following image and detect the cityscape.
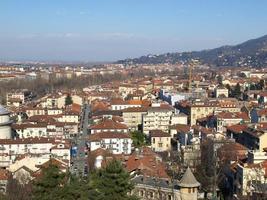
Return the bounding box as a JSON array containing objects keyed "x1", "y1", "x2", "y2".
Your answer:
[{"x1": 1, "y1": 1, "x2": 267, "y2": 200}]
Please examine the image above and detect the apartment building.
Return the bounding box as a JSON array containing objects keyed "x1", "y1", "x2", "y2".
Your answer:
[
  {"x1": 142, "y1": 103, "x2": 179, "y2": 134},
  {"x1": 0, "y1": 137, "x2": 70, "y2": 168},
  {"x1": 149, "y1": 130, "x2": 171, "y2": 152},
  {"x1": 122, "y1": 107, "x2": 148, "y2": 131},
  {"x1": 87, "y1": 132, "x2": 132, "y2": 154},
  {"x1": 215, "y1": 87, "x2": 229, "y2": 98}
]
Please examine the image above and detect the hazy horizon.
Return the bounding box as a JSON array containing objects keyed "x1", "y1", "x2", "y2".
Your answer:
[{"x1": 1, "y1": 0, "x2": 267, "y2": 62}]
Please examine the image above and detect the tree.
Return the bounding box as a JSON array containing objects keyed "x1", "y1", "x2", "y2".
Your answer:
[
  {"x1": 32, "y1": 164, "x2": 67, "y2": 200},
  {"x1": 217, "y1": 74, "x2": 223, "y2": 86},
  {"x1": 56, "y1": 176, "x2": 90, "y2": 200},
  {"x1": 257, "y1": 80, "x2": 265, "y2": 90},
  {"x1": 65, "y1": 94, "x2": 73, "y2": 106},
  {"x1": 130, "y1": 131, "x2": 146, "y2": 147},
  {"x1": 89, "y1": 159, "x2": 138, "y2": 200},
  {"x1": 6, "y1": 176, "x2": 32, "y2": 200},
  {"x1": 232, "y1": 83, "x2": 241, "y2": 99}
]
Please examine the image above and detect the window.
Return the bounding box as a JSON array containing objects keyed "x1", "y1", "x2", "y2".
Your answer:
[
  {"x1": 153, "y1": 138, "x2": 155, "y2": 144},
  {"x1": 168, "y1": 195, "x2": 172, "y2": 200},
  {"x1": 188, "y1": 188, "x2": 191, "y2": 193}
]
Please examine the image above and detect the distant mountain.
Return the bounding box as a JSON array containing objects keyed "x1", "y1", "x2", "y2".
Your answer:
[{"x1": 116, "y1": 35, "x2": 267, "y2": 67}]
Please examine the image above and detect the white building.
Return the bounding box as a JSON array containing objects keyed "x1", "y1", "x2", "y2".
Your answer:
[
  {"x1": 215, "y1": 87, "x2": 229, "y2": 98},
  {"x1": 0, "y1": 105, "x2": 12, "y2": 139},
  {"x1": 0, "y1": 137, "x2": 71, "y2": 168},
  {"x1": 142, "y1": 103, "x2": 179, "y2": 134},
  {"x1": 87, "y1": 132, "x2": 132, "y2": 154}
]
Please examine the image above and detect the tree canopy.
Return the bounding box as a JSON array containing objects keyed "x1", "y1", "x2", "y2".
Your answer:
[
  {"x1": 130, "y1": 131, "x2": 146, "y2": 147},
  {"x1": 89, "y1": 159, "x2": 138, "y2": 200},
  {"x1": 4, "y1": 161, "x2": 138, "y2": 200},
  {"x1": 65, "y1": 94, "x2": 73, "y2": 106}
]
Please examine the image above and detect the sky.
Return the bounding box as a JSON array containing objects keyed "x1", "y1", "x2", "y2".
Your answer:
[{"x1": 1, "y1": 0, "x2": 267, "y2": 62}]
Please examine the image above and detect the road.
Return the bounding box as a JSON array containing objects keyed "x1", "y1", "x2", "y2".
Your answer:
[{"x1": 71, "y1": 103, "x2": 90, "y2": 177}]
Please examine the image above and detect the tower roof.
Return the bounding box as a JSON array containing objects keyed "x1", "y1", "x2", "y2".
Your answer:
[{"x1": 178, "y1": 167, "x2": 200, "y2": 188}]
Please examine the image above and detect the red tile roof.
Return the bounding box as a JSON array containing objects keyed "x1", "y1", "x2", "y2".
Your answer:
[
  {"x1": 226, "y1": 124, "x2": 248, "y2": 134},
  {"x1": 125, "y1": 147, "x2": 169, "y2": 179},
  {"x1": 0, "y1": 168, "x2": 10, "y2": 180},
  {"x1": 169, "y1": 124, "x2": 190, "y2": 133},
  {"x1": 90, "y1": 119, "x2": 128, "y2": 130},
  {"x1": 88, "y1": 132, "x2": 130, "y2": 141},
  {"x1": 149, "y1": 130, "x2": 171, "y2": 137}
]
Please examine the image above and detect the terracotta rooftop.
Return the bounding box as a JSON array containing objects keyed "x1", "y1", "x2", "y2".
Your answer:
[
  {"x1": 122, "y1": 106, "x2": 148, "y2": 113},
  {"x1": 169, "y1": 124, "x2": 190, "y2": 133},
  {"x1": 90, "y1": 119, "x2": 128, "y2": 130},
  {"x1": 0, "y1": 137, "x2": 55, "y2": 145},
  {"x1": 0, "y1": 168, "x2": 10, "y2": 180},
  {"x1": 88, "y1": 132, "x2": 130, "y2": 141},
  {"x1": 226, "y1": 124, "x2": 248, "y2": 134},
  {"x1": 150, "y1": 130, "x2": 171, "y2": 137},
  {"x1": 125, "y1": 147, "x2": 169, "y2": 179}
]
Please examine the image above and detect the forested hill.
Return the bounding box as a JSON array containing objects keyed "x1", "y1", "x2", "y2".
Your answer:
[{"x1": 116, "y1": 34, "x2": 267, "y2": 67}]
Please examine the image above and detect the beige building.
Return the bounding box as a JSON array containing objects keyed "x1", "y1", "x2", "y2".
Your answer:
[
  {"x1": 119, "y1": 84, "x2": 137, "y2": 99},
  {"x1": 215, "y1": 87, "x2": 229, "y2": 98},
  {"x1": 122, "y1": 107, "x2": 148, "y2": 131},
  {"x1": 150, "y1": 130, "x2": 171, "y2": 152},
  {"x1": 189, "y1": 100, "x2": 218, "y2": 126},
  {"x1": 235, "y1": 161, "x2": 267, "y2": 196},
  {"x1": 176, "y1": 98, "x2": 241, "y2": 125}
]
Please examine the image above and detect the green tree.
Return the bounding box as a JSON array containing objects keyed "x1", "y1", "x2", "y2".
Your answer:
[
  {"x1": 89, "y1": 160, "x2": 138, "y2": 200},
  {"x1": 32, "y1": 164, "x2": 66, "y2": 200},
  {"x1": 217, "y1": 74, "x2": 223, "y2": 86},
  {"x1": 130, "y1": 131, "x2": 146, "y2": 147},
  {"x1": 65, "y1": 94, "x2": 73, "y2": 106},
  {"x1": 232, "y1": 83, "x2": 241, "y2": 99},
  {"x1": 56, "y1": 176, "x2": 90, "y2": 200},
  {"x1": 225, "y1": 84, "x2": 232, "y2": 97},
  {"x1": 257, "y1": 79, "x2": 265, "y2": 90}
]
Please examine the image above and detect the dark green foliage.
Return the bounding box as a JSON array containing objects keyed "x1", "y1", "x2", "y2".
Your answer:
[
  {"x1": 232, "y1": 83, "x2": 241, "y2": 99},
  {"x1": 32, "y1": 164, "x2": 66, "y2": 200},
  {"x1": 217, "y1": 74, "x2": 223, "y2": 86},
  {"x1": 257, "y1": 79, "x2": 265, "y2": 90},
  {"x1": 30, "y1": 161, "x2": 137, "y2": 200},
  {"x1": 55, "y1": 176, "x2": 90, "y2": 200},
  {"x1": 65, "y1": 94, "x2": 73, "y2": 106},
  {"x1": 89, "y1": 160, "x2": 138, "y2": 200},
  {"x1": 130, "y1": 131, "x2": 146, "y2": 147}
]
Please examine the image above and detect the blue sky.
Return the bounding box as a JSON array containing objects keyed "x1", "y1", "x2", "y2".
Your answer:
[{"x1": 1, "y1": 0, "x2": 267, "y2": 62}]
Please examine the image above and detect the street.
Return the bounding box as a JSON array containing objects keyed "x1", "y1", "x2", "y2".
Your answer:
[{"x1": 71, "y1": 103, "x2": 90, "y2": 177}]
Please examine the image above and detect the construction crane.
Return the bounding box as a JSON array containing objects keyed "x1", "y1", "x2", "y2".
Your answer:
[{"x1": 187, "y1": 59, "x2": 199, "y2": 92}]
